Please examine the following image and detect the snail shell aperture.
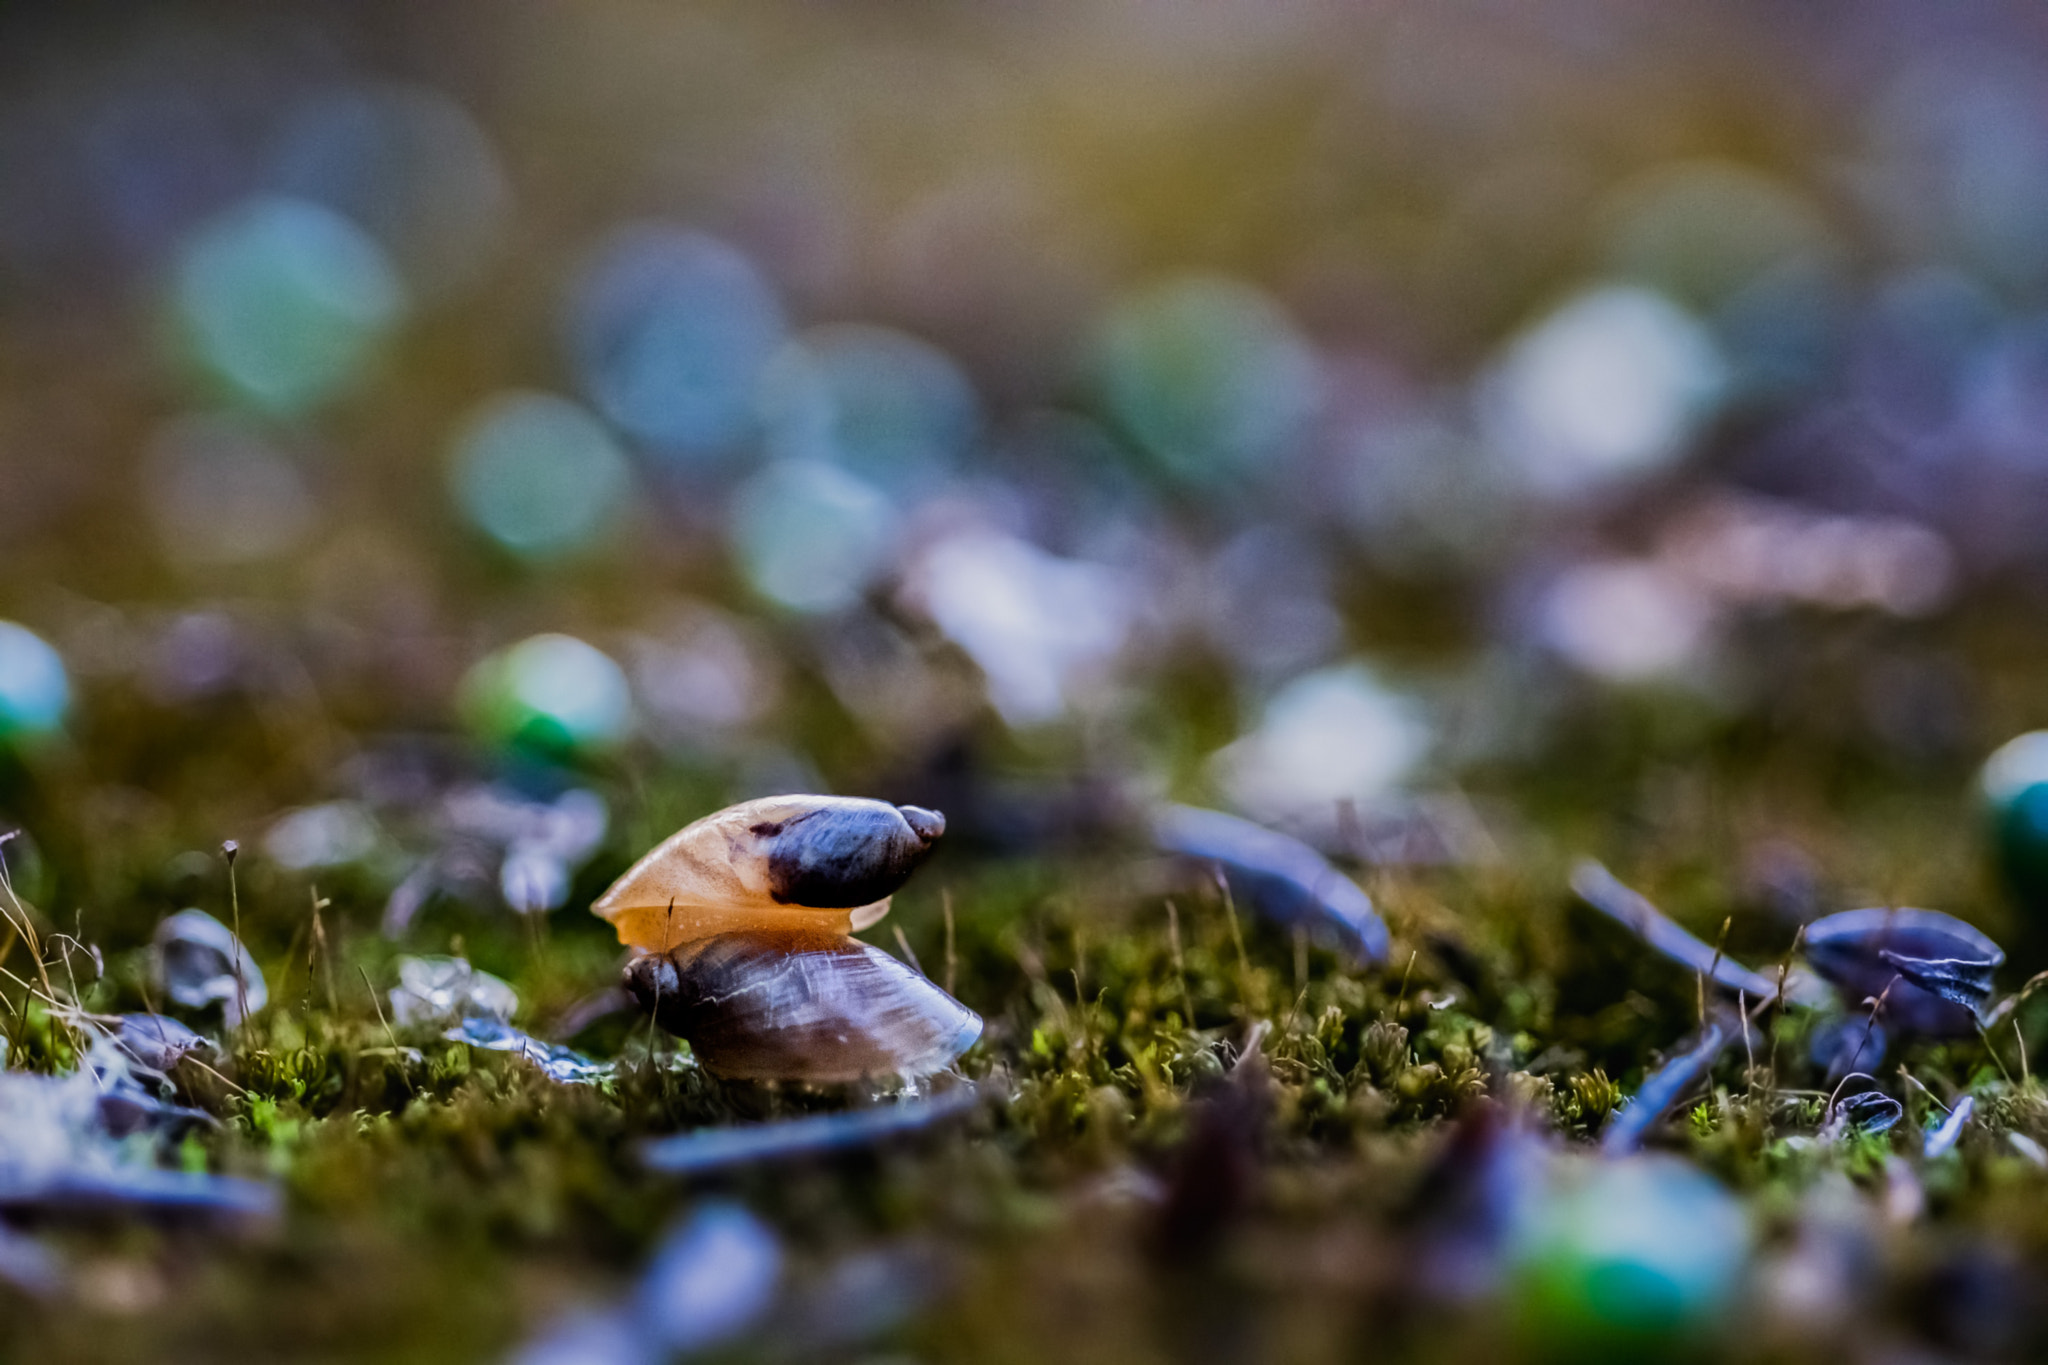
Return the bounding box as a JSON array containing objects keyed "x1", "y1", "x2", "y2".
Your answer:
[{"x1": 595, "y1": 794, "x2": 977, "y2": 1081}]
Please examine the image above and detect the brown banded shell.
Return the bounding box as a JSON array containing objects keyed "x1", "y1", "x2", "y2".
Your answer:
[
  {"x1": 624, "y1": 927, "x2": 983, "y2": 1082},
  {"x1": 592, "y1": 795, "x2": 945, "y2": 953}
]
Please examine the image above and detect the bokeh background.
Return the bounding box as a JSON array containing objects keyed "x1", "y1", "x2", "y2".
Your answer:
[
  {"x1": 11, "y1": 0, "x2": 2048, "y2": 986},
  {"x1": 14, "y1": 3, "x2": 2048, "y2": 1362},
  {"x1": 11, "y1": 3, "x2": 2048, "y2": 814}
]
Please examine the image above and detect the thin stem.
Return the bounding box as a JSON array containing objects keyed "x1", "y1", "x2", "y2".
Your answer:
[
  {"x1": 360, "y1": 966, "x2": 418, "y2": 1099},
  {"x1": 1394, "y1": 949, "x2": 1417, "y2": 1016},
  {"x1": 892, "y1": 924, "x2": 925, "y2": 977},
  {"x1": 1977, "y1": 1020, "x2": 2017, "y2": 1086},
  {"x1": 311, "y1": 893, "x2": 338, "y2": 1015},
  {"x1": 1897, "y1": 1066, "x2": 1950, "y2": 1116},
  {"x1": 1215, "y1": 867, "x2": 1251, "y2": 1017},
  {"x1": 0, "y1": 836, "x2": 55, "y2": 1007},
  {"x1": 1845, "y1": 979, "x2": 1895, "y2": 1077},
  {"x1": 942, "y1": 889, "x2": 958, "y2": 999},
  {"x1": 1739, "y1": 989, "x2": 1756, "y2": 1085},
  {"x1": 1703, "y1": 917, "x2": 1731, "y2": 1029},
  {"x1": 1166, "y1": 900, "x2": 1193, "y2": 1026}
]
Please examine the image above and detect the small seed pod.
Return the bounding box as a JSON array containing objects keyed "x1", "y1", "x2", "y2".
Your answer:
[
  {"x1": 1822, "y1": 1089, "x2": 1904, "y2": 1139},
  {"x1": 625, "y1": 928, "x2": 983, "y2": 1082},
  {"x1": 1802, "y1": 907, "x2": 2004, "y2": 1038},
  {"x1": 593, "y1": 795, "x2": 946, "y2": 953}
]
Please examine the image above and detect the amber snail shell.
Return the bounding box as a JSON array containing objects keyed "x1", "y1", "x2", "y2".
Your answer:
[
  {"x1": 595, "y1": 795, "x2": 980, "y2": 1081},
  {"x1": 593, "y1": 794, "x2": 943, "y2": 952}
]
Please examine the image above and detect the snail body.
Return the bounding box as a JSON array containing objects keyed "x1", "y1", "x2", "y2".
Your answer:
[{"x1": 596, "y1": 795, "x2": 978, "y2": 1081}]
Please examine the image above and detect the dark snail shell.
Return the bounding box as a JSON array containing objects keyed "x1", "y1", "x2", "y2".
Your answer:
[
  {"x1": 1152, "y1": 804, "x2": 1391, "y2": 965},
  {"x1": 593, "y1": 795, "x2": 945, "y2": 953},
  {"x1": 1802, "y1": 907, "x2": 2004, "y2": 1038},
  {"x1": 760, "y1": 801, "x2": 946, "y2": 908},
  {"x1": 1808, "y1": 1014, "x2": 1890, "y2": 1083},
  {"x1": 625, "y1": 927, "x2": 982, "y2": 1082},
  {"x1": 1824, "y1": 1089, "x2": 1904, "y2": 1137}
]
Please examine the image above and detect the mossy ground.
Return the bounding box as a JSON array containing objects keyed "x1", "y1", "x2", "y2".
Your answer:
[{"x1": 4, "y1": 637, "x2": 2048, "y2": 1365}]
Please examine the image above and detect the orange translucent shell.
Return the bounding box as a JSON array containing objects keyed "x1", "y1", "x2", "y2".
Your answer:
[{"x1": 591, "y1": 795, "x2": 893, "y2": 953}]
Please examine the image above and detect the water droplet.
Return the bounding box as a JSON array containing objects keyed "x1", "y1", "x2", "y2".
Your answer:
[
  {"x1": 143, "y1": 413, "x2": 315, "y2": 565},
  {"x1": 1212, "y1": 662, "x2": 1430, "y2": 826},
  {"x1": 266, "y1": 82, "x2": 511, "y2": 298},
  {"x1": 900, "y1": 528, "x2": 1129, "y2": 726}
]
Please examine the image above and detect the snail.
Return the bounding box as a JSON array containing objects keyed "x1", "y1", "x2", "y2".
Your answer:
[
  {"x1": 1575, "y1": 862, "x2": 2011, "y2": 1087},
  {"x1": 1800, "y1": 906, "x2": 2003, "y2": 1038},
  {"x1": 596, "y1": 795, "x2": 981, "y2": 1082},
  {"x1": 1799, "y1": 905, "x2": 2003, "y2": 1080}
]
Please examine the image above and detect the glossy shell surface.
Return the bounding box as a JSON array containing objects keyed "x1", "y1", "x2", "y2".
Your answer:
[
  {"x1": 593, "y1": 795, "x2": 945, "y2": 952},
  {"x1": 624, "y1": 927, "x2": 982, "y2": 1082},
  {"x1": 1802, "y1": 907, "x2": 2004, "y2": 1037},
  {"x1": 1152, "y1": 803, "x2": 1390, "y2": 964}
]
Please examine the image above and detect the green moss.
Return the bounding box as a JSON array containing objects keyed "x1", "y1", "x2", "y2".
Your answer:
[{"x1": 0, "y1": 715, "x2": 2044, "y2": 1365}]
